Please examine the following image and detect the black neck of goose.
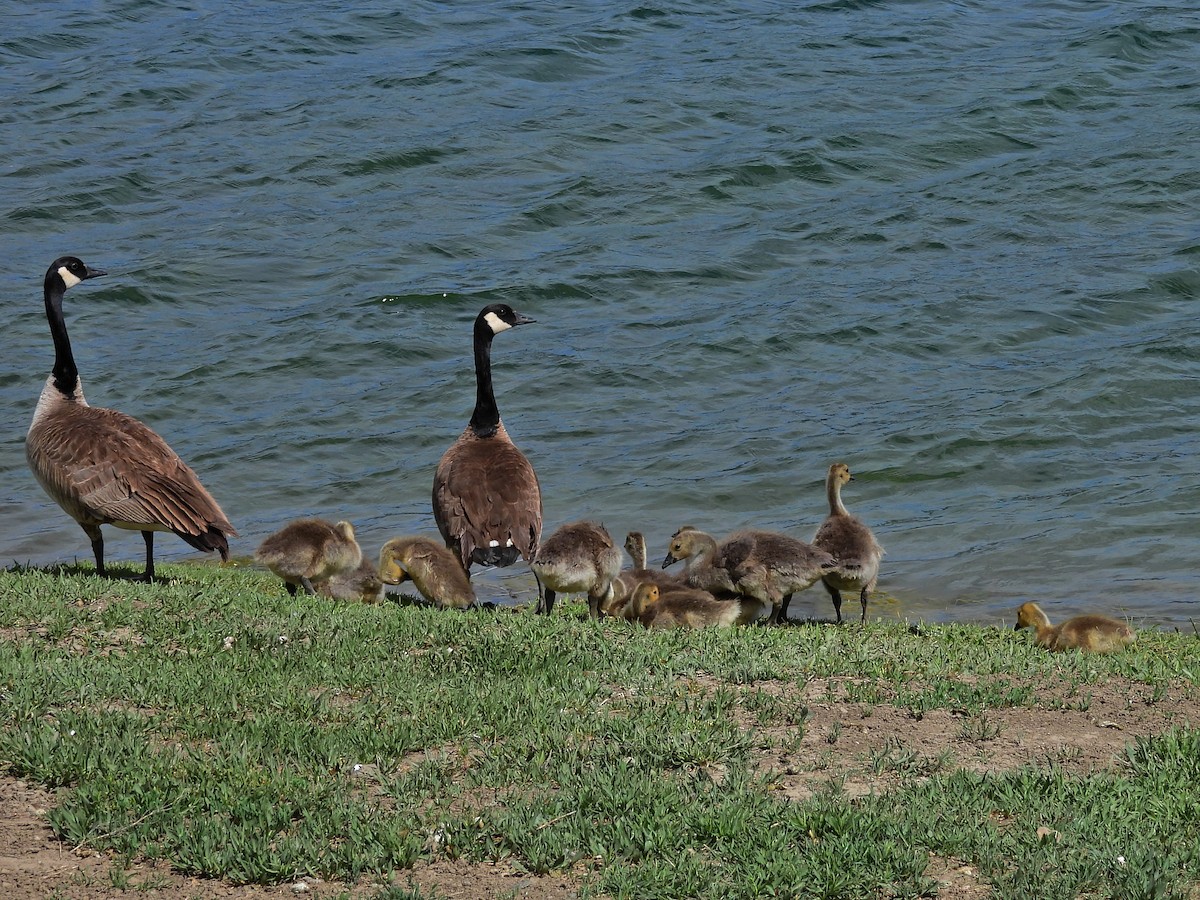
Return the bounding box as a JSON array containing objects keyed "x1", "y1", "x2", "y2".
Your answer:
[
  {"x1": 468, "y1": 318, "x2": 500, "y2": 437},
  {"x1": 44, "y1": 270, "x2": 79, "y2": 397}
]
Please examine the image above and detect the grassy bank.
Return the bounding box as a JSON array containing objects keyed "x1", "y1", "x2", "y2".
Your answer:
[{"x1": 0, "y1": 561, "x2": 1197, "y2": 899}]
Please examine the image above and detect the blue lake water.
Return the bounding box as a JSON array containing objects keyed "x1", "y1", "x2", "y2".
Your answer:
[{"x1": 3, "y1": 1, "x2": 1199, "y2": 628}]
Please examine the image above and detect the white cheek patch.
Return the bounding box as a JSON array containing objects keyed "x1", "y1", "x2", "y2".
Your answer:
[
  {"x1": 484, "y1": 311, "x2": 512, "y2": 334},
  {"x1": 58, "y1": 267, "x2": 82, "y2": 289}
]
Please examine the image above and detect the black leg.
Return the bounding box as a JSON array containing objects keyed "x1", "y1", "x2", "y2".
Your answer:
[
  {"x1": 285, "y1": 582, "x2": 298, "y2": 596},
  {"x1": 823, "y1": 580, "x2": 843, "y2": 624},
  {"x1": 82, "y1": 523, "x2": 105, "y2": 576},
  {"x1": 300, "y1": 576, "x2": 317, "y2": 595},
  {"x1": 777, "y1": 592, "x2": 794, "y2": 624},
  {"x1": 859, "y1": 587, "x2": 869, "y2": 624},
  {"x1": 538, "y1": 587, "x2": 556, "y2": 616},
  {"x1": 140, "y1": 530, "x2": 156, "y2": 582}
]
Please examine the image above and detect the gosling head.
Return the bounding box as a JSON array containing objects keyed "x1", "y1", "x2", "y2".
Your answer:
[
  {"x1": 378, "y1": 540, "x2": 410, "y2": 586},
  {"x1": 1014, "y1": 601, "x2": 1049, "y2": 632},
  {"x1": 662, "y1": 529, "x2": 701, "y2": 569},
  {"x1": 633, "y1": 583, "x2": 660, "y2": 606},
  {"x1": 828, "y1": 462, "x2": 853, "y2": 487}
]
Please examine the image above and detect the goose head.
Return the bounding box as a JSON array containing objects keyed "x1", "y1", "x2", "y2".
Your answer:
[
  {"x1": 479, "y1": 303, "x2": 535, "y2": 334},
  {"x1": 49, "y1": 256, "x2": 106, "y2": 290}
]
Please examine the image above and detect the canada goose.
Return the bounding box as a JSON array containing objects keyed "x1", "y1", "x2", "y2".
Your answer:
[
  {"x1": 432, "y1": 304, "x2": 542, "y2": 576},
  {"x1": 662, "y1": 527, "x2": 835, "y2": 625},
  {"x1": 530, "y1": 521, "x2": 623, "y2": 617},
  {"x1": 608, "y1": 531, "x2": 685, "y2": 616},
  {"x1": 255, "y1": 518, "x2": 362, "y2": 596},
  {"x1": 624, "y1": 582, "x2": 761, "y2": 629},
  {"x1": 317, "y1": 556, "x2": 386, "y2": 603},
  {"x1": 25, "y1": 257, "x2": 236, "y2": 580},
  {"x1": 1015, "y1": 601, "x2": 1135, "y2": 653},
  {"x1": 378, "y1": 535, "x2": 476, "y2": 609},
  {"x1": 812, "y1": 462, "x2": 884, "y2": 624}
]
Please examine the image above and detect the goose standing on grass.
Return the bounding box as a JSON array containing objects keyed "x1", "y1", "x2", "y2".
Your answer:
[
  {"x1": 378, "y1": 535, "x2": 476, "y2": 609},
  {"x1": 1015, "y1": 601, "x2": 1135, "y2": 653},
  {"x1": 432, "y1": 304, "x2": 542, "y2": 577},
  {"x1": 812, "y1": 462, "x2": 884, "y2": 624},
  {"x1": 255, "y1": 518, "x2": 363, "y2": 596},
  {"x1": 662, "y1": 527, "x2": 835, "y2": 625},
  {"x1": 530, "y1": 521, "x2": 623, "y2": 617},
  {"x1": 25, "y1": 257, "x2": 236, "y2": 580}
]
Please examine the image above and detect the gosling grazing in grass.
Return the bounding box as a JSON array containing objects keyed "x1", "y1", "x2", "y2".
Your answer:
[
  {"x1": 812, "y1": 462, "x2": 884, "y2": 624},
  {"x1": 255, "y1": 519, "x2": 363, "y2": 596},
  {"x1": 623, "y1": 582, "x2": 761, "y2": 630},
  {"x1": 530, "y1": 521, "x2": 623, "y2": 617},
  {"x1": 25, "y1": 257, "x2": 237, "y2": 580},
  {"x1": 608, "y1": 531, "x2": 684, "y2": 616},
  {"x1": 432, "y1": 304, "x2": 542, "y2": 574},
  {"x1": 378, "y1": 536, "x2": 476, "y2": 609},
  {"x1": 317, "y1": 556, "x2": 386, "y2": 603},
  {"x1": 662, "y1": 527, "x2": 835, "y2": 625},
  {"x1": 1015, "y1": 601, "x2": 1135, "y2": 653}
]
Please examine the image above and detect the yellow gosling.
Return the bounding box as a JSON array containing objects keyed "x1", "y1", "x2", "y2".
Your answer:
[
  {"x1": 379, "y1": 536, "x2": 476, "y2": 609},
  {"x1": 1015, "y1": 601, "x2": 1135, "y2": 653}
]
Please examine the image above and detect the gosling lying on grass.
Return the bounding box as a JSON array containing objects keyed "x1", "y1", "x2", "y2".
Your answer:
[
  {"x1": 622, "y1": 582, "x2": 762, "y2": 629},
  {"x1": 607, "y1": 531, "x2": 685, "y2": 615},
  {"x1": 1014, "y1": 601, "x2": 1135, "y2": 653},
  {"x1": 316, "y1": 557, "x2": 385, "y2": 603}
]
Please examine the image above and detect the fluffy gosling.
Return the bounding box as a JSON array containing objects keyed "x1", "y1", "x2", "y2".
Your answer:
[
  {"x1": 255, "y1": 518, "x2": 363, "y2": 596},
  {"x1": 379, "y1": 536, "x2": 476, "y2": 609},
  {"x1": 1015, "y1": 601, "x2": 1135, "y2": 653}
]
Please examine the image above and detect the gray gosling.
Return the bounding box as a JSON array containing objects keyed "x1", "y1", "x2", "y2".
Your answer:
[
  {"x1": 255, "y1": 519, "x2": 363, "y2": 596},
  {"x1": 607, "y1": 531, "x2": 685, "y2": 616},
  {"x1": 662, "y1": 527, "x2": 835, "y2": 625},
  {"x1": 530, "y1": 521, "x2": 623, "y2": 618},
  {"x1": 812, "y1": 462, "x2": 884, "y2": 624},
  {"x1": 1015, "y1": 601, "x2": 1135, "y2": 653},
  {"x1": 379, "y1": 536, "x2": 476, "y2": 609},
  {"x1": 624, "y1": 582, "x2": 761, "y2": 630},
  {"x1": 316, "y1": 556, "x2": 385, "y2": 603}
]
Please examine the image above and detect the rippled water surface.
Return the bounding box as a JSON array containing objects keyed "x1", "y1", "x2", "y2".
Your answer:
[{"x1": 3, "y1": 1, "x2": 1199, "y2": 627}]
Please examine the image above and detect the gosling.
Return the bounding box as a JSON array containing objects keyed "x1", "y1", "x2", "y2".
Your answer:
[
  {"x1": 1015, "y1": 601, "x2": 1135, "y2": 653},
  {"x1": 623, "y1": 582, "x2": 761, "y2": 630},
  {"x1": 607, "y1": 530, "x2": 685, "y2": 616},
  {"x1": 812, "y1": 462, "x2": 884, "y2": 624},
  {"x1": 317, "y1": 556, "x2": 386, "y2": 603},
  {"x1": 255, "y1": 518, "x2": 363, "y2": 596},
  {"x1": 662, "y1": 527, "x2": 835, "y2": 625},
  {"x1": 530, "y1": 521, "x2": 623, "y2": 618},
  {"x1": 379, "y1": 536, "x2": 476, "y2": 609}
]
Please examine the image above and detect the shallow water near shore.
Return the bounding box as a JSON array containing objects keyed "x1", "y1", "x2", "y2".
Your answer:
[{"x1": 2, "y1": 2, "x2": 1199, "y2": 628}]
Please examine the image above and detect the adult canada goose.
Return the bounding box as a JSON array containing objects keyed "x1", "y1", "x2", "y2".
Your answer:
[
  {"x1": 25, "y1": 257, "x2": 236, "y2": 580},
  {"x1": 812, "y1": 463, "x2": 884, "y2": 624},
  {"x1": 530, "y1": 521, "x2": 623, "y2": 617},
  {"x1": 623, "y1": 582, "x2": 761, "y2": 630},
  {"x1": 1015, "y1": 601, "x2": 1135, "y2": 653},
  {"x1": 317, "y1": 556, "x2": 386, "y2": 604},
  {"x1": 378, "y1": 535, "x2": 476, "y2": 609},
  {"x1": 255, "y1": 518, "x2": 363, "y2": 596},
  {"x1": 608, "y1": 531, "x2": 684, "y2": 615},
  {"x1": 432, "y1": 304, "x2": 542, "y2": 575},
  {"x1": 662, "y1": 527, "x2": 835, "y2": 625}
]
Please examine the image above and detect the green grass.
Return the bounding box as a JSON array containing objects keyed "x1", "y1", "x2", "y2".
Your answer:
[{"x1": 1, "y1": 561, "x2": 1198, "y2": 898}]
